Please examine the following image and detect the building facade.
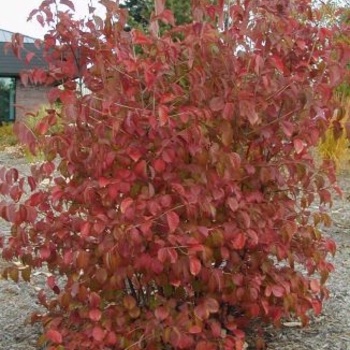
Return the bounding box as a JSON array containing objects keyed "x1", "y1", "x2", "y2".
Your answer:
[{"x1": 0, "y1": 29, "x2": 49, "y2": 123}]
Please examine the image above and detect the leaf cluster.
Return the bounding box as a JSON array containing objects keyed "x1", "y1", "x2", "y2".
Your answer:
[{"x1": 1, "y1": 0, "x2": 350, "y2": 349}]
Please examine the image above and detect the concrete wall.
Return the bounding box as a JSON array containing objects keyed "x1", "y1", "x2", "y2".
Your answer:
[{"x1": 15, "y1": 79, "x2": 50, "y2": 119}]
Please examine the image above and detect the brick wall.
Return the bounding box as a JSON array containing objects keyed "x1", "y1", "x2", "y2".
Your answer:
[{"x1": 15, "y1": 79, "x2": 50, "y2": 120}]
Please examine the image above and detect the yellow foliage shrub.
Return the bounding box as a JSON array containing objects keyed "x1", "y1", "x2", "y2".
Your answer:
[{"x1": 317, "y1": 92, "x2": 350, "y2": 172}]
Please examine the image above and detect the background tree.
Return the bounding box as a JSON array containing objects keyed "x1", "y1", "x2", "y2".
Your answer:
[{"x1": 122, "y1": 0, "x2": 192, "y2": 30}]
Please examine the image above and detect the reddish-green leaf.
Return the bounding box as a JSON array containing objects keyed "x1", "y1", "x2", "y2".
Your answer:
[{"x1": 123, "y1": 295, "x2": 137, "y2": 310}]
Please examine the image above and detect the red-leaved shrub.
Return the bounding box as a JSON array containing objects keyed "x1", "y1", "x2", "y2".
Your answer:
[{"x1": 1, "y1": 0, "x2": 350, "y2": 349}]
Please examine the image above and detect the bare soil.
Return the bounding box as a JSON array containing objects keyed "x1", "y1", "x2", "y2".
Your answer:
[{"x1": 1, "y1": 147, "x2": 350, "y2": 350}]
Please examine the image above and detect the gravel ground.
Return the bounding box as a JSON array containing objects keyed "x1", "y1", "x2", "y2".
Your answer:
[
  {"x1": 0, "y1": 148, "x2": 46, "y2": 350},
  {"x1": 0, "y1": 147, "x2": 350, "y2": 349},
  {"x1": 264, "y1": 174, "x2": 350, "y2": 350}
]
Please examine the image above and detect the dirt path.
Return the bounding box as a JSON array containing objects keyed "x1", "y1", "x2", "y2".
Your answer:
[{"x1": 1, "y1": 148, "x2": 350, "y2": 349}]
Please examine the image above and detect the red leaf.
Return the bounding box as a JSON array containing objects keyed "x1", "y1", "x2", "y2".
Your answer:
[
  {"x1": 271, "y1": 285, "x2": 284, "y2": 298},
  {"x1": 42, "y1": 161, "x2": 55, "y2": 175},
  {"x1": 128, "y1": 147, "x2": 142, "y2": 162},
  {"x1": 36, "y1": 119, "x2": 50, "y2": 135},
  {"x1": 134, "y1": 160, "x2": 147, "y2": 178},
  {"x1": 25, "y1": 52, "x2": 35, "y2": 64},
  {"x1": 324, "y1": 238, "x2": 336, "y2": 256},
  {"x1": 311, "y1": 299, "x2": 322, "y2": 315},
  {"x1": 167, "y1": 211, "x2": 179, "y2": 233},
  {"x1": 6, "y1": 168, "x2": 19, "y2": 184},
  {"x1": 162, "y1": 148, "x2": 176, "y2": 163},
  {"x1": 194, "y1": 304, "x2": 209, "y2": 320},
  {"x1": 189, "y1": 325, "x2": 202, "y2": 334},
  {"x1": 81, "y1": 221, "x2": 90, "y2": 237},
  {"x1": 155, "y1": 306, "x2": 169, "y2": 321},
  {"x1": 160, "y1": 195, "x2": 172, "y2": 208},
  {"x1": 92, "y1": 326, "x2": 105, "y2": 342},
  {"x1": 223, "y1": 102, "x2": 234, "y2": 120},
  {"x1": 40, "y1": 246, "x2": 51, "y2": 260},
  {"x1": 329, "y1": 65, "x2": 342, "y2": 86},
  {"x1": 205, "y1": 297, "x2": 219, "y2": 313},
  {"x1": 132, "y1": 30, "x2": 153, "y2": 45},
  {"x1": 228, "y1": 153, "x2": 241, "y2": 169},
  {"x1": 20, "y1": 73, "x2": 29, "y2": 86},
  {"x1": 89, "y1": 292, "x2": 101, "y2": 308},
  {"x1": 158, "y1": 105, "x2": 169, "y2": 126},
  {"x1": 89, "y1": 308, "x2": 102, "y2": 321},
  {"x1": 293, "y1": 138, "x2": 304, "y2": 154},
  {"x1": 123, "y1": 295, "x2": 137, "y2": 310},
  {"x1": 153, "y1": 158, "x2": 166, "y2": 173},
  {"x1": 210, "y1": 320, "x2": 222, "y2": 337},
  {"x1": 271, "y1": 55, "x2": 285, "y2": 73},
  {"x1": 120, "y1": 197, "x2": 133, "y2": 214},
  {"x1": 46, "y1": 329, "x2": 63, "y2": 344},
  {"x1": 27, "y1": 176, "x2": 37, "y2": 191},
  {"x1": 319, "y1": 189, "x2": 332, "y2": 204},
  {"x1": 189, "y1": 257, "x2": 201, "y2": 276},
  {"x1": 196, "y1": 341, "x2": 215, "y2": 350},
  {"x1": 5, "y1": 204, "x2": 16, "y2": 223},
  {"x1": 145, "y1": 70, "x2": 156, "y2": 87},
  {"x1": 310, "y1": 279, "x2": 320, "y2": 293},
  {"x1": 281, "y1": 120, "x2": 294, "y2": 137},
  {"x1": 168, "y1": 248, "x2": 178, "y2": 263},
  {"x1": 231, "y1": 232, "x2": 246, "y2": 250},
  {"x1": 157, "y1": 248, "x2": 167, "y2": 263},
  {"x1": 248, "y1": 110, "x2": 259, "y2": 125},
  {"x1": 154, "y1": 0, "x2": 165, "y2": 15},
  {"x1": 158, "y1": 9, "x2": 175, "y2": 26},
  {"x1": 227, "y1": 197, "x2": 238, "y2": 212},
  {"x1": 209, "y1": 96, "x2": 225, "y2": 112},
  {"x1": 106, "y1": 331, "x2": 118, "y2": 345},
  {"x1": 160, "y1": 93, "x2": 177, "y2": 104}
]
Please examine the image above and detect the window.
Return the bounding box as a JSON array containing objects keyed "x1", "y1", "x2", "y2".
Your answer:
[{"x1": 0, "y1": 77, "x2": 15, "y2": 122}]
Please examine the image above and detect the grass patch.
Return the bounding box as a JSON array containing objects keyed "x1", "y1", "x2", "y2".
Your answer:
[{"x1": 0, "y1": 122, "x2": 18, "y2": 150}]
